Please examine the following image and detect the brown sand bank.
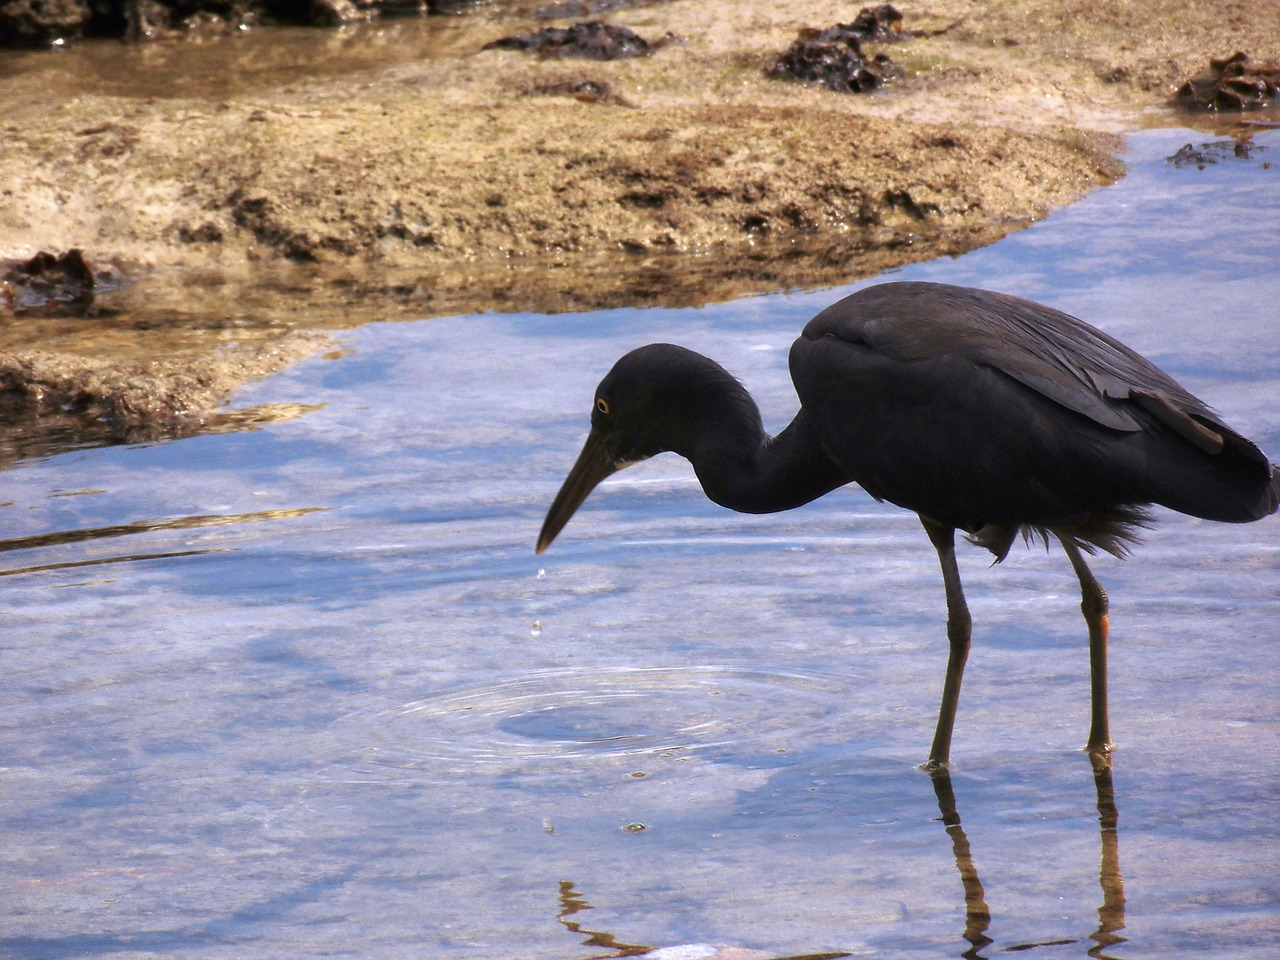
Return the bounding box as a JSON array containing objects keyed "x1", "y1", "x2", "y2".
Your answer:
[{"x1": 0, "y1": 0, "x2": 1276, "y2": 452}]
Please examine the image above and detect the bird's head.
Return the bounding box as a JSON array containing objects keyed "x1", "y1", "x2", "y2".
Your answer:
[{"x1": 536, "y1": 343, "x2": 751, "y2": 554}]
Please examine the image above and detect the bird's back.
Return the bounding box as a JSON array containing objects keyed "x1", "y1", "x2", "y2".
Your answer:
[{"x1": 790, "y1": 282, "x2": 1278, "y2": 547}]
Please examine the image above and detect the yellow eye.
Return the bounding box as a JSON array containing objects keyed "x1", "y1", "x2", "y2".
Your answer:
[{"x1": 595, "y1": 397, "x2": 611, "y2": 415}]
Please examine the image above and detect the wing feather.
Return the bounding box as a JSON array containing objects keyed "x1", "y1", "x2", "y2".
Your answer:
[
  {"x1": 803, "y1": 281, "x2": 1227, "y2": 442},
  {"x1": 793, "y1": 280, "x2": 1278, "y2": 528}
]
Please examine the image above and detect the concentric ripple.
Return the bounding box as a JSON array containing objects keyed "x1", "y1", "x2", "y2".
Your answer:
[{"x1": 340, "y1": 666, "x2": 852, "y2": 778}]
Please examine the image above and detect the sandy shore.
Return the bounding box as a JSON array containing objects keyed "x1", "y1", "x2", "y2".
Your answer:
[{"x1": 0, "y1": 0, "x2": 1276, "y2": 452}]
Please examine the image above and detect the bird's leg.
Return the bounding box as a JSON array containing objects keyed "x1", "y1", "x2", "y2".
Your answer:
[
  {"x1": 1061, "y1": 539, "x2": 1113, "y2": 759},
  {"x1": 921, "y1": 518, "x2": 972, "y2": 770}
]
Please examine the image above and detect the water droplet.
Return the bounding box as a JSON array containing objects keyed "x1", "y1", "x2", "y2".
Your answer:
[
  {"x1": 536, "y1": 568, "x2": 546, "y2": 579},
  {"x1": 530, "y1": 621, "x2": 542, "y2": 638},
  {"x1": 542, "y1": 818, "x2": 555, "y2": 835}
]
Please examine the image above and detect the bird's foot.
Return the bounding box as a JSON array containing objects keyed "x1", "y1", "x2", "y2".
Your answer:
[{"x1": 1084, "y1": 739, "x2": 1115, "y2": 773}]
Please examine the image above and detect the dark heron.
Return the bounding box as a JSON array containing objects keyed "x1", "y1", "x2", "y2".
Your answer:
[{"x1": 536, "y1": 281, "x2": 1279, "y2": 768}]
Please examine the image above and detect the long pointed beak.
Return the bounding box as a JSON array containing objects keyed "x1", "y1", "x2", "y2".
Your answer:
[{"x1": 536, "y1": 427, "x2": 618, "y2": 554}]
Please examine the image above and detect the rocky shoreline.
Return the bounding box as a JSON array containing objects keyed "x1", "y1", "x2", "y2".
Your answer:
[{"x1": 0, "y1": 0, "x2": 1276, "y2": 455}]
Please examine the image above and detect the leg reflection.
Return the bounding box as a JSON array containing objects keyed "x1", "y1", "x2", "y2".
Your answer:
[
  {"x1": 932, "y1": 759, "x2": 1128, "y2": 960},
  {"x1": 930, "y1": 771, "x2": 994, "y2": 959},
  {"x1": 1090, "y1": 756, "x2": 1127, "y2": 959}
]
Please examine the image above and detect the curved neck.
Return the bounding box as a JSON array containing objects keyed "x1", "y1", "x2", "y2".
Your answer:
[
  {"x1": 629, "y1": 347, "x2": 849, "y2": 515},
  {"x1": 685, "y1": 402, "x2": 850, "y2": 516}
]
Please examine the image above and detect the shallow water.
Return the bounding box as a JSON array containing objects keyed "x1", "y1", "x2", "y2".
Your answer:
[
  {"x1": 0, "y1": 17, "x2": 488, "y2": 103},
  {"x1": 2, "y1": 127, "x2": 1278, "y2": 959}
]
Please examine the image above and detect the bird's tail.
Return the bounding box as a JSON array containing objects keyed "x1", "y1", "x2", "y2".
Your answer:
[
  {"x1": 1265, "y1": 461, "x2": 1280, "y2": 516},
  {"x1": 1148, "y1": 425, "x2": 1279, "y2": 523}
]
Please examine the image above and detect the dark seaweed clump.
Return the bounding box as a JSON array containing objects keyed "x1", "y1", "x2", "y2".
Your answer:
[
  {"x1": 482, "y1": 20, "x2": 670, "y2": 59},
  {"x1": 768, "y1": 5, "x2": 907, "y2": 94},
  {"x1": 1166, "y1": 139, "x2": 1269, "y2": 169},
  {"x1": 1175, "y1": 52, "x2": 1280, "y2": 111},
  {"x1": 1, "y1": 250, "x2": 99, "y2": 316}
]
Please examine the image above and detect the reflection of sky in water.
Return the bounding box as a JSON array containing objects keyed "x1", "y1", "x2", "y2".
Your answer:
[{"x1": 1, "y1": 129, "x2": 1277, "y2": 959}]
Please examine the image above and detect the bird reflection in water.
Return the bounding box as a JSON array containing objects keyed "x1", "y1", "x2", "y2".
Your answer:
[
  {"x1": 929, "y1": 761, "x2": 1127, "y2": 960},
  {"x1": 1089, "y1": 757, "x2": 1127, "y2": 960},
  {"x1": 931, "y1": 772, "x2": 993, "y2": 959},
  {"x1": 552, "y1": 765, "x2": 1126, "y2": 960}
]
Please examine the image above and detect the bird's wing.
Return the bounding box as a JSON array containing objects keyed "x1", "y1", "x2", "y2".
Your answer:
[{"x1": 804, "y1": 282, "x2": 1229, "y2": 452}]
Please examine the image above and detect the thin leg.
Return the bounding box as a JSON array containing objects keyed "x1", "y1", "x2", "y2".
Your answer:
[
  {"x1": 1061, "y1": 539, "x2": 1113, "y2": 757},
  {"x1": 921, "y1": 518, "x2": 972, "y2": 770}
]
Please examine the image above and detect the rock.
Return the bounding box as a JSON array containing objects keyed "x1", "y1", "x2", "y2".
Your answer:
[
  {"x1": 0, "y1": 0, "x2": 90, "y2": 46},
  {"x1": 1, "y1": 249, "x2": 99, "y2": 315},
  {"x1": 1175, "y1": 52, "x2": 1280, "y2": 110},
  {"x1": 768, "y1": 26, "x2": 901, "y2": 94}
]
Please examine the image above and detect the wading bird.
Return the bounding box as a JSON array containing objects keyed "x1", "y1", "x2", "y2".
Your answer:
[{"x1": 536, "y1": 282, "x2": 1279, "y2": 768}]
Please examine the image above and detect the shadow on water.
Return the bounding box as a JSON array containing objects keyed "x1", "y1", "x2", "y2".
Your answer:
[{"x1": 0, "y1": 867, "x2": 360, "y2": 960}]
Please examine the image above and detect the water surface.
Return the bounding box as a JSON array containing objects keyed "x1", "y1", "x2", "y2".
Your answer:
[{"x1": 1, "y1": 127, "x2": 1277, "y2": 959}]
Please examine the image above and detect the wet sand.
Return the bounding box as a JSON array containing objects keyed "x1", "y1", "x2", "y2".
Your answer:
[{"x1": 0, "y1": 0, "x2": 1276, "y2": 445}]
